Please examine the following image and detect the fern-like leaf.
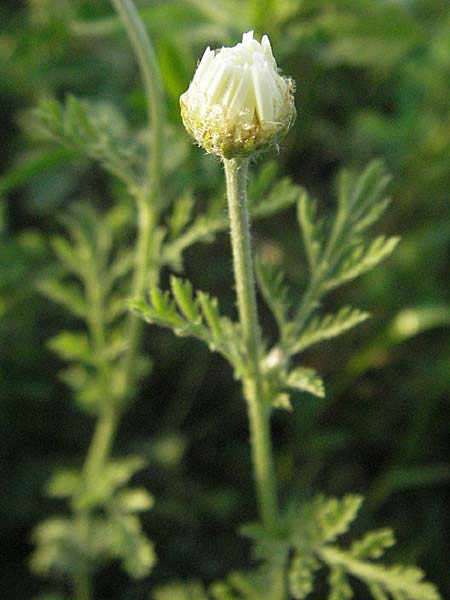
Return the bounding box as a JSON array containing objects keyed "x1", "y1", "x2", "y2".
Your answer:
[
  {"x1": 255, "y1": 257, "x2": 292, "y2": 334},
  {"x1": 326, "y1": 235, "x2": 400, "y2": 291},
  {"x1": 31, "y1": 96, "x2": 143, "y2": 189},
  {"x1": 289, "y1": 307, "x2": 370, "y2": 354},
  {"x1": 129, "y1": 278, "x2": 244, "y2": 371},
  {"x1": 289, "y1": 552, "x2": 320, "y2": 599},
  {"x1": 320, "y1": 546, "x2": 441, "y2": 600},
  {"x1": 284, "y1": 366, "x2": 325, "y2": 398},
  {"x1": 297, "y1": 190, "x2": 324, "y2": 272}
]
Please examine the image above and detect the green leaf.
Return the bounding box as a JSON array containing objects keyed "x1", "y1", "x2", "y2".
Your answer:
[
  {"x1": 104, "y1": 248, "x2": 134, "y2": 293},
  {"x1": 153, "y1": 581, "x2": 210, "y2": 600},
  {"x1": 317, "y1": 495, "x2": 363, "y2": 544},
  {"x1": 38, "y1": 279, "x2": 87, "y2": 319},
  {"x1": 115, "y1": 488, "x2": 154, "y2": 513},
  {"x1": 328, "y1": 567, "x2": 353, "y2": 600},
  {"x1": 197, "y1": 291, "x2": 223, "y2": 339},
  {"x1": 48, "y1": 331, "x2": 92, "y2": 364},
  {"x1": 46, "y1": 469, "x2": 81, "y2": 499},
  {"x1": 59, "y1": 365, "x2": 105, "y2": 414},
  {"x1": 73, "y1": 457, "x2": 146, "y2": 511},
  {"x1": 319, "y1": 546, "x2": 441, "y2": 600},
  {"x1": 326, "y1": 236, "x2": 400, "y2": 291},
  {"x1": 351, "y1": 529, "x2": 395, "y2": 560},
  {"x1": 31, "y1": 96, "x2": 143, "y2": 189},
  {"x1": 171, "y1": 276, "x2": 200, "y2": 322},
  {"x1": 255, "y1": 257, "x2": 292, "y2": 333},
  {"x1": 250, "y1": 177, "x2": 301, "y2": 219},
  {"x1": 340, "y1": 161, "x2": 390, "y2": 218},
  {"x1": 210, "y1": 581, "x2": 242, "y2": 600},
  {"x1": 289, "y1": 552, "x2": 319, "y2": 599},
  {"x1": 297, "y1": 190, "x2": 323, "y2": 272},
  {"x1": 285, "y1": 367, "x2": 325, "y2": 398},
  {"x1": 272, "y1": 392, "x2": 292, "y2": 411},
  {"x1": 166, "y1": 191, "x2": 195, "y2": 240},
  {"x1": 368, "y1": 584, "x2": 389, "y2": 600},
  {"x1": 51, "y1": 236, "x2": 87, "y2": 276},
  {"x1": 162, "y1": 175, "x2": 301, "y2": 270},
  {"x1": 247, "y1": 160, "x2": 278, "y2": 200},
  {"x1": 106, "y1": 514, "x2": 156, "y2": 579},
  {"x1": 131, "y1": 281, "x2": 244, "y2": 371},
  {"x1": 290, "y1": 307, "x2": 370, "y2": 354},
  {"x1": 30, "y1": 517, "x2": 76, "y2": 576}
]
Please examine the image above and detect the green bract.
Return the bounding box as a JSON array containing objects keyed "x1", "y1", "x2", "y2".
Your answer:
[{"x1": 180, "y1": 31, "x2": 296, "y2": 158}]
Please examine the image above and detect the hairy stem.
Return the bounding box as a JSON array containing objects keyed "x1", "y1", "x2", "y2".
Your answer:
[
  {"x1": 111, "y1": 0, "x2": 164, "y2": 208},
  {"x1": 111, "y1": 0, "x2": 164, "y2": 395},
  {"x1": 121, "y1": 196, "x2": 158, "y2": 395},
  {"x1": 75, "y1": 4, "x2": 164, "y2": 596},
  {"x1": 224, "y1": 157, "x2": 278, "y2": 532}
]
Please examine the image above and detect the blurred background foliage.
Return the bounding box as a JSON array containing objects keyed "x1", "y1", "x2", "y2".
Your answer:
[{"x1": 1, "y1": 0, "x2": 449, "y2": 598}]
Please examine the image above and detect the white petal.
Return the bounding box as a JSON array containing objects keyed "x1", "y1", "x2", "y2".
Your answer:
[
  {"x1": 207, "y1": 61, "x2": 230, "y2": 103},
  {"x1": 261, "y1": 35, "x2": 276, "y2": 66},
  {"x1": 242, "y1": 31, "x2": 254, "y2": 44},
  {"x1": 227, "y1": 65, "x2": 253, "y2": 119},
  {"x1": 192, "y1": 47, "x2": 214, "y2": 84},
  {"x1": 252, "y1": 60, "x2": 273, "y2": 122}
]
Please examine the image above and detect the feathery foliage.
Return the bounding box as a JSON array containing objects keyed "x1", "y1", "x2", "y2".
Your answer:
[
  {"x1": 134, "y1": 160, "x2": 399, "y2": 409},
  {"x1": 157, "y1": 496, "x2": 440, "y2": 600}
]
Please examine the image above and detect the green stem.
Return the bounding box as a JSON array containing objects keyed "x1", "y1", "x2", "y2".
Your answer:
[
  {"x1": 224, "y1": 157, "x2": 278, "y2": 532},
  {"x1": 111, "y1": 0, "x2": 164, "y2": 208},
  {"x1": 83, "y1": 404, "x2": 119, "y2": 482},
  {"x1": 111, "y1": 0, "x2": 165, "y2": 392},
  {"x1": 72, "y1": 5, "x2": 164, "y2": 598},
  {"x1": 73, "y1": 567, "x2": 93, "y2": 600},
  {"x1": 121, "y1": 197, "x2": 157, "y2": 395}
]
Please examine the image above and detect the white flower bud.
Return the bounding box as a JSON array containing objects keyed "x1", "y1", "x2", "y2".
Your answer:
[{"x1": 180, "y1": 31, "x2": 296, "y2": 158}]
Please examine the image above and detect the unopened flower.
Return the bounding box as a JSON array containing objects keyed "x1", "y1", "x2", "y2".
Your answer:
[{"x1": 180, "y1": 31, "x2": 296, "y2": 159}]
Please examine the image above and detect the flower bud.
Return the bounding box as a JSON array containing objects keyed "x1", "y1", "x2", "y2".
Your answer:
[{"x1": 180, "y1": 31, "x2": 296, "y2": 159}]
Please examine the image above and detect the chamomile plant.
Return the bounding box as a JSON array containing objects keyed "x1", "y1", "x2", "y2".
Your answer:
[
  {"x1": 29, "y1": 5, "x2": 303, "y2": 600},
  {"x1": 132, "y1": 31, "x2": 441, "y2": 600}
]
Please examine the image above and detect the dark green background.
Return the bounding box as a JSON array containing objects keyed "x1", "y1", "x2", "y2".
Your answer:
[{"x1": 1, "y1": 1, "x2": 449, "y2": 598}]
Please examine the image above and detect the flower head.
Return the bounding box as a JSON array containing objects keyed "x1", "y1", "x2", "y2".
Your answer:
[{"x1": 180, "y1": 31, "x2": 296, "y2": 159}]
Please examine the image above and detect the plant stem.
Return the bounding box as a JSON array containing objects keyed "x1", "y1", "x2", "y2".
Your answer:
[
  {"x1": 73, "y1": 567, "x2": 93, "y2": 600},
  {"x1": 83, "y1": 404, "x2": 119, "y2": 482},
  {"x1": 111, "y1": 0, "x2": 165, "y2": 391},
  {"x1": 111, "y1": 0, "x2": 164, "y2": 208},
  {"x1": 121, "y1": 196, "x2": 157, "y2": 395},
  {"x1": 223, "y1": 157, "x2": 278, "y2": 532},
  {"x1": 76, "y1": 6, "x2": 164, "y2": 596}
]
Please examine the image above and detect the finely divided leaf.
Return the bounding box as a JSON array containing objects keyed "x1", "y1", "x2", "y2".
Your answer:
[
  {"x1": 48, "y1": 331, "x2": 93, "y2": 364},
  {"x1": 328, "y1": 567, "x2": 353, "y2": 600},
  {"x1": 317, "y1": 495, "x2": 363, "y2": 543},
  {"x1": 255, "y1": 257, "x2": 292, "y2": 332},
  {"x1": 130, "y1": 278, "x2": 244, "y2": 369},
  {"x1": 285, "y1": 367, "x2": 325, "y2": 398},
  {"x1": 319, "y1": 547, "x2": 441, "y2": 600},
  {"x1": 297, "y1": 190, "x2": 323, "y2": 272},
  {"x1": 32, "y1": 96, "x2": 143, "y2": 188},
  {"x1": 289, "y1": 552, "x2": 319, "y2": 599},
  {"x1": 351, "y1": 529, "x2": 395, "y2": 560},
  {"x1": 291, "y1": 307, "x2": 370, "y2": 354},
  {"x1": 326, "y1": 236, "x2": 399, "y2": 292},
  {"x1": 251, "y1": 177, "x2": 302, "y2": 219},
  {"x1": 38, "y1": 279, "x2": 87, "y2": 319}
]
